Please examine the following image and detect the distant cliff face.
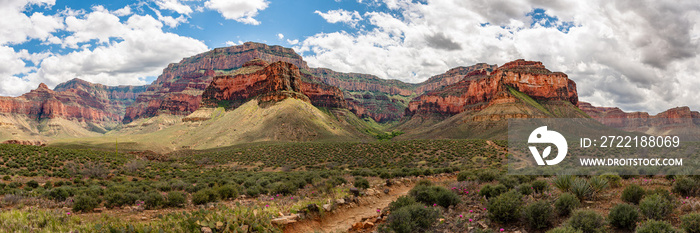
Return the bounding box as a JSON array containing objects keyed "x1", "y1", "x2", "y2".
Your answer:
[
  {"x1": 53, "y1": 78, "x2": 148, "y2": 118},
  {"x1": 123, "y1": 42, "x2": 310, "y2": 123},
  {"x1": 406, "y1": 59, "x2": 579, "y2": 117},
  {"x1": 201, "y1": 61, "x2": 346, "y2": 110},
  {"x1": 0, "y1": 83, "x2": 120, "y2": 122},
  {"x1": 579, "y1": 102, "x2": 700, "y2": 130}
]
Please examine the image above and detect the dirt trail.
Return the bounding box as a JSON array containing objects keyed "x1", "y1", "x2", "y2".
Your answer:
[{"x1": 283, "y1": 183, "x2": 415, "y2": 233}]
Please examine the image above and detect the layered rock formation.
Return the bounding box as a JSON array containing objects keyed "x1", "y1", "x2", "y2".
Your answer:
[
  {"x1": 579, "y1": 102, "x2": 700, "y2": 133},
  {"x1": 0, "y1": 83, "x2": 121, "y2": 122},
  {"x1": 124, "y1": 42, "x2": 310, "y2": 123},
  {"x1": 53, "y1": 78, "x2": 147, "y2": 117},
  {"x1": 201, "y1": 61, "x2": 346, "y2": 111},
  {"x1": 406, "y1": 59, "x2": 578, "y2": 117}
]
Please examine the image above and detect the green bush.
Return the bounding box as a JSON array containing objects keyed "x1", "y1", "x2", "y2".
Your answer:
[
  {"x1": 681, "y1": 213, "x2": 700, "y2": 233},
  {"x1": 26, "y1": 180, "x2": 39, "y2": 189},
  {"x1": 567, "y1": 210, "x2": 605, "y2": 233},
  {"x1": 382, "y1": 204, "x2": 440, "y2": 233},
  {"x1": 216, "y1": 184, "x2": 239, "y2": 200},
  {"x1": 555, "y1": 193, "x2": 580, "y2": 216},
  {"x1": 143, "y1": 192, "x2": 164, "y2": 210},
  {"x1": 621, "y1": 184, "x2": 646, "y2": 204},
  {"x1": 532, "y1": 179, "x2": 549, "y2": 194},
  {"x1": 554, "y1": 175, "x2": 574, "y2": 192},
  {"x1": 639, "y1": 194, "x2": 672, "y2": 220},
  {"x1": 608, "y1": 203, "x2": 638, "y2": 230},
  {"x1": 47, "y1": 187, "x2": 70, "y2": 201},
  {"x1": 457, "y1": 170, "x2": 472, "y2": 182},
  {"x1": 192, "y1": 188, "x2": 219, "y2": 205},
  {"x1": 72, "y1": 195, "x2": 99, "y2": 212},
  {"x1": 477, "y1": 169, "x2": 499, "y2": 183},
  {"x1": 588, "y1": 176, "x2": 608, "y2": 194},
  {"x1": 599, "y1": 173, "x2": 622, "y2": 188},
  {"x1": 498, "y1": 176, "x2": 519, "y2": 189},
  {"x1": 672, "y1": 177, "x2": 698, "y2": 197},
  {"x1": 409, "y1": 184, "x2": 460, "y2": 208},
  {"x1": 105, "y1": 192, "x2": 138, "y2": 208},
  {"x1": 389, "y1": 196, "x2": 418, "y2": 211},
  {"x1": 165, "y1": 191, "x2": 186, "y2": 208},
  {"x1": 636, "y1": 220, "x2": 682, "y2": 233},
  {"x1": 354, "y1": 177, "x2": 370, "y2": 190},
  {"x1": 518, "y1": 183, "x2": 534, "y2": 196},
  {"x1": 487, "y1": 190, "x2": 523, "y2": 223},
  {"x1": 480, "y1": 184, "x2": 507, "y2": 199},
  {"x1": 523, "y1": 200, "x2": 553, "y2": 229},
  {"x1": 546, "y1": 226, "x2": 583, "y2": 233},
  {"x1": 570, "y1": 178, "x2": 593, "y2": 201}
]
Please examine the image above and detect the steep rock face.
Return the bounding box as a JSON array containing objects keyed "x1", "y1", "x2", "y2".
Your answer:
[
  {"x1": 579, "y1": 102, "x2": 700, "y2": 130},
  {"x1": 53, "y1": 78, "x2": 147, "y2": 117},
  {"x1": 0, "y1": 83, "x2": 120, "y2": 122},
  {"x1": 124, "y1": 42, "x2": 309, "y2": 123},
  {"x1": 200, "y1": 61, "x2": 346, "y2": 111},
  {"x1": 406, "y1": 59, "x2": 579, "y2": 117},
  {"x1": 415, "y1": 63, "x2": 497, "y2": 93}
]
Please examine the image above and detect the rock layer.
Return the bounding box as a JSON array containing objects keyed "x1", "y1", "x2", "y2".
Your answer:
[
  {"x1": 406, "y1": 59, "x2": 578, "y2": 117},
  {"x1": 579, "y1": 102, "x2": 700, "y2": 131}
]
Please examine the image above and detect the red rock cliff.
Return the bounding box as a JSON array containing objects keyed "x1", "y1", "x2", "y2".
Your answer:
[
  {"x1": 579, "y1": 102, "x2": 700, "y2": 130},
  {"x1": 124, "y1": 42, "x2": 310, "y2": 123},
  {"x1": 406, "y1": 59, "x2": 579, "y2": 116}
]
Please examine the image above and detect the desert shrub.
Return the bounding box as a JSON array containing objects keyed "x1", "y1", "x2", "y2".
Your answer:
[
  {"x1": 498, "y1": 176, "x2": 519, "y2": 189},
  {"x1": 636, "y1": 220, "x2": 682, "y2": 233},
  {"x1": 555, "y1": 193, "x2": 580, "y2": 216},
  {"x1": 354, "y1": 177, "x2": 370, "y2": 190},
  {"x1": 43, "y1": 181, "x2": 52, "y2": 189},
  {"x1": 546, "y1": 226, "x2": 583, "y2": 233},
  {"x1": 599, "y1": 173, "x2": 622, "y2": 188},
  {"x1": 216, "y1": 184, "x2": 239, "y2": 200},
  {"x1": 523, "y1": 200, "x2": 553, "y2": 229},
  {"x1": 477, "y1": 169, "x2": 499, "y2": 183},
  {"x1": 588, "y1": 176, "x2": 608, "y2": 195},
  {"x1": 647, "y1": 188, "x2": 676, "y2": 207},
  {"x1": 72, "y1": 195, "x2": 99, "y2": 212},
  {"x1": 105, "y1": 192, "x2": 138, "y2": 208},
  {"x1": 47, "y1": 187, "x2": 70, "y2": 201},
  {"x1": 681, "y1": 213, "x2": 700, "y2": 233},
  {"x1": 409, "y1": 184, "x2": 460, "y2": 208},
  {"x1": 26, "y1": 180, "x2": 39, "y2": 189},
  {"x1": 245, "y1": 185, "x2": 263, "y2": 197},
  {"x1": 389, "y1": 196, "x2": 418, "y2": 211},
  {"x1": 621, "y1": 184, "x2": 646, "y2": 204},
  {"x1": 532, "y1": 179, "x2": 549, "y2": 194},
  {"x1": 192, "y1": 188, "x2": 219, "y2": 205},
  {"x1": 381, "y1": 204, "x2": 440, "y2": 233},
  {"x1": 487, "y1": 190, "x2": 523, "y2": 223},
  {"x1": 165, "y1": 191, "x2": 186, "y2": 208},
  {"x1": 554, "y1": 175, "x2": 574, "y2": 192},
  {"x1": 570, "y1": 178, "x2": 593, "y2": 201},
  {"x1": 518, "y1": 183, "x2": 534, "y2": 196},
  {"x1": 608, "y1": 203, "x2": 638, "y2": 230},
  {"x1": 457, "y1": 170, "x2": 472, "y2": 182},
  {"x1": 639, "y1": 194, "x2": 672, "y2": 220},
  {"x1": 672, "y1": 177, "x2": 698, "y2": 197},
  {"x1": 567, "y1": 210, "x2": 605, "y2": 233},
  {"x1": 143, "y1": 192, "x2": 164, "y2": 210},
  {"x1": 480, "y1": 184, "x2": 507, "y2": 199}
]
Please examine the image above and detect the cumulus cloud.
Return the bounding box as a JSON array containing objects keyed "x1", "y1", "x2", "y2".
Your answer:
[
  {"x1": 277, "y1": 33, "x2": 284, "y2": 39},
  {"x1": 154, "y1": 0, "x2": 193, "y2": 15},
  {"x1": 205, "y1": 0, "x2": 269, "y2": 25},
  {"x1": 0, "y1": 2, "x2": 209, "y2": 96},
  {"x1": 299, "y1": 0, "x2": 700, "y2": 114},
  {"x1": 314, "y1": 9, "x2": 363, "y2": 27}
]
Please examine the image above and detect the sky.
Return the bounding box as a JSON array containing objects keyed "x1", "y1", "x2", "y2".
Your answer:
[{"x1": 1, "y1": 0, "x2": 699, "y2": 114}]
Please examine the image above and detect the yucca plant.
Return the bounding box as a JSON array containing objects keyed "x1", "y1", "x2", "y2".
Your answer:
[
  {"x1": 553, "y1": 175, "x2": 575, "y2": 193},
  {"x1": 570, "y1": 178, "x2": 593, "y2": 201},
  {"x1": 589, "y1": 176, "x2": 609, "y2": 197}
]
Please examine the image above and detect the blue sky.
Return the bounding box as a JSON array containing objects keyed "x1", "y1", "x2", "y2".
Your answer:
[{"x1": 1, "y1": 0, "x2": 699, "y2": 114}]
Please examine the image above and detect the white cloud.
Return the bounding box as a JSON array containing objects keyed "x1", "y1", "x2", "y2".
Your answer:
[
  {"x1": 225, "y1": 40, "x2": 236, "y2": 46},
  {"x1": 113, "y1": 6, "x2": 132, "y2": 17},
  {"x1": 154, "y1": 0, "x2": 193, "y2": 15},
  {"x1": 298, "y1": 0, "x2": 700, "y2": 114},
  {"x1": 314, "y1": 9, "x2": 363, "y2": 27},
  {"x1": 205, "y1": 0, "x2": 269, "y2": 25},
  {"x1": 286, "y1": 39, "x2": 299, "y2": 45},
  {"x1": 0, "y1": 3, "x2": 209, "y2": 97},
  {"x1": 0, "y1": 0, "x2": 63, "y2": 45},
  {"x1": 277, "y1": 33, "x2": 284, "y2": 39}
]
